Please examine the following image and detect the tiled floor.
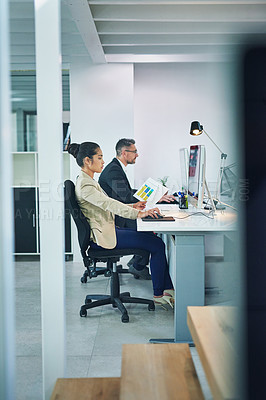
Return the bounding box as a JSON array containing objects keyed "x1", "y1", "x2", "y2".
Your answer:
[{"x1": 15, "y1": 258, "x2": 218, "y2": 400}]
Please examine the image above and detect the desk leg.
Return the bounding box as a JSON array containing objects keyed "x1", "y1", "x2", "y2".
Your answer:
[
  {"x1": 174, "y1": 235, "x2": 205, "y2": 342},
  {"x1": 149, "y1": 234, "x2": 205, "y2": 344}
]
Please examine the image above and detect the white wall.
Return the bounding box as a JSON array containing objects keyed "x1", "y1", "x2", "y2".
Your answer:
[
  {"x1": 69, "y1": 59, "x2": 239, "y2": 260},
  {"x1": 70, "y1": 59, "x2": 238, "y2": 193},
  {"x1": 69, "y1": 59, "x2": 134, "y2": 260},
  {"x1": 134, "y1": 62, "x2": 238, "y2": 192},
  {"x1": 70, "y1": 59, "x2": 134, "y2": 185}
]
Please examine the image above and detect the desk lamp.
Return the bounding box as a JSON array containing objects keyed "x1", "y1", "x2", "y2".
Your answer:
[{"x1": 190, "y1": 121, "x2": 228, "y2": 209}]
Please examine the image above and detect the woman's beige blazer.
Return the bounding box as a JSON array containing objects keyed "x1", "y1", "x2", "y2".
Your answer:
[{"x1": 75, "y1": 170, "x2": 139, "y2": 249}]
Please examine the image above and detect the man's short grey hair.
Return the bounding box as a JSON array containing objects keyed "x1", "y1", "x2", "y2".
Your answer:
[{"x1": 115, "y1": 138, "x2": 135, "y2": 156}]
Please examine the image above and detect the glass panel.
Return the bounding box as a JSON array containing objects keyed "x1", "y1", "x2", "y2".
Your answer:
[
  {"x1": 11, "y1": 71, "x2": 70, "y2": 152},
  {"x1": 25, "y1": 113, "x2": 37, "y2": 151},
  {"x1": 13, "y1": 153, "x2": 36, "y2": 187}
]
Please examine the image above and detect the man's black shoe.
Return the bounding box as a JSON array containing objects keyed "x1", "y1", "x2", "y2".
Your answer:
[{"x1": 128, "y1": 265, "x2": 152, "y2": 280}]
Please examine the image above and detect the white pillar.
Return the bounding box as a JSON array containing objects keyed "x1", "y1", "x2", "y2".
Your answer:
[
  {"x1": 0, "y1": 1, "x2": 15, "y2": 399},
  {"x1": 34, "y1": 1, "x2": 66, "y2": 399}
]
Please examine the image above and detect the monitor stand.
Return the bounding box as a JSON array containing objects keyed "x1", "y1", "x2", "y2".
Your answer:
[
  {"x1": 214, "y1": 201, "x2": 226, "y2": 210},
  {"x1": 204, "y1": 179, "x2": 217, "y2": 212}
]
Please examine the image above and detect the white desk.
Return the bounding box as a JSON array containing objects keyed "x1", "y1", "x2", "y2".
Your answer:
[{"x1": 137, "y1": 206, "x2": 237, "y2": 342}]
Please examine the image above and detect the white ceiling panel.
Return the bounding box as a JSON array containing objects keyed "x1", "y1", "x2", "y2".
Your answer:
[
  {"x1": 89, "y1": 4, "x2": 266, "y2": 21},
  {"x1": 87, "y1": 0, "x2": 266, "y2": 62},
  {"x1": 9, "y1": 0, "x2": 266, "y2": 69},
  {"x1": 95, "y1": 20, "x2": 266, "y2": 34},
  {"x1": 8, "y1": 0, "x2": 266, "y2": 109}
]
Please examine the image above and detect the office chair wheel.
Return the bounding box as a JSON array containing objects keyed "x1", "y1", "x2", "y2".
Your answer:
[
  {"x1": 104, "y1": 270, "x2": 111, "y2": 277},
  {"x1": 91, "y1": 271, "x2": 97, "y2": 278},
  {"x1": 80, "y1": 308, "x2": 87, "y2": 317},
  {"x1": 121, "y1": 314, "x2": 129, "y2": 323},
  {"x1": 148, "y1": 303, "x2": 155, "y2": 311},
  {"x1": 81, "y1": 270, "x2": 89, "y2": 283},
  {"x1": 85, "y1": 298, "x2": 92, "y2": 304},
  {"x1": 121, "y1": 292, "x2": 130, "y2": 297},
  {"x1": 134, "y1": 275, "x2": 140, "y2": 279},
  {"x1": 117, "y1": 264, "x2": 123, "y2": 272}
]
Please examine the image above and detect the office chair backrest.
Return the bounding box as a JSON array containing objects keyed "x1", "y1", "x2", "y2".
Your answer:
[{"x1": 64, "y1": 179, "x2": 91, "y2": 257}]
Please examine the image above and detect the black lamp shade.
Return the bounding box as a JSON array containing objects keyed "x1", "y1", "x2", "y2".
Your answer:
[{"x1": 190, "y1": 121, "x2": 203, "y2": 136}]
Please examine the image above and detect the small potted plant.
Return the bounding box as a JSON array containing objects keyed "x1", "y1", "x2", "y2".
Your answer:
[{"x1": 158, "y1": 176, "x2": 169, "y2": 187}]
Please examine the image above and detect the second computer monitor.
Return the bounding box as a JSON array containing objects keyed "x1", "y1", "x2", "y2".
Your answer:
[
  {"x1": 179, "y1": 147, "x2": 189, "y2": 194},
  {"x1": 188, "y1": 145, "x2": 206, "y2": 208}
]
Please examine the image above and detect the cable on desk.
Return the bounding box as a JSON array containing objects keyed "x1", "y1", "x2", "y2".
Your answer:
[
  {"x1": 217, "y1": 200, "x2": 238, "y2": 211},
  {"x1": 203, "y1": 194, "x2": 238, "y2": 212},
  {"x1": 173, "y1": 211, "x2": 215, "y2": 220}
]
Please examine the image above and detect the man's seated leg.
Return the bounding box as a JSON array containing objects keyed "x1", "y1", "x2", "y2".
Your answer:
[
  {"x1": 115, "y1": 217, "x2": 151, "y2": 280},
  {"x1": 127, "y1": 254, "x2": 151, "y2": 280}
]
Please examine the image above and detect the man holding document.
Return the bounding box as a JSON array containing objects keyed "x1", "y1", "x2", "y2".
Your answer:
[{"x1": 99, "y1": 138, "x2": 175, "y2": 279}]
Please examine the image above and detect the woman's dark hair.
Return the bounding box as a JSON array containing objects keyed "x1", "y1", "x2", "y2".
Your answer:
[{"x1": 67, "y1": 142, "x2": 100, "y2": 167}]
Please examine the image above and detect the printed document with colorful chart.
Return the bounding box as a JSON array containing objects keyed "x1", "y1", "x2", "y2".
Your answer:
[{"x1": 134, "y1": 178, "x2": 168, "y2": 206}]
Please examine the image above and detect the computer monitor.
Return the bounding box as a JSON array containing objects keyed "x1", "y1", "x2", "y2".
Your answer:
[
  {"x1": 179, "y1": 148, "x2": 189, "y2": 194},
  {"x1": 188, "y1": 145, "x2": 206, "y2": 208}
]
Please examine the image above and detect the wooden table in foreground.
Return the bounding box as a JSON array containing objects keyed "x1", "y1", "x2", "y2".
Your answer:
[{"x1": 187, "y1": 306, "x2": 239, "y2": 400}]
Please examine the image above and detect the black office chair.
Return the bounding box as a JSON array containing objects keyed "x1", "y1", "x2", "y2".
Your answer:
[
  {"x1": 65, "y1": 205, "x2": 111, "y2": 283},
  {"x1": 64, "y1": 180, "x2": 155, "y2": 323}
]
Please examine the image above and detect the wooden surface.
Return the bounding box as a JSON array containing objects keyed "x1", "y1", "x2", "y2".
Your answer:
[
  {"x1": 120, "y1": 343, "x2": 204, "y2": 400},
  {"x1": 187, "y1": 306, "x2": 238, "y2": 400},
  {"x1": 50, "y1": 377, "x2": 120, "y2": 400}
]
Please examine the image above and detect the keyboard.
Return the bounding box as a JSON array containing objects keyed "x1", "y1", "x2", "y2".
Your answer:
[
  {"x1": 156, "y1": 199, "x2": 179, "y2": 205},
  {"x1": 142, "y1": 215, "x2": 175, "y2": 222}
]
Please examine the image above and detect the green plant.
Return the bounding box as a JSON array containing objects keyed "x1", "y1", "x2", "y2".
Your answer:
[{"x1": 158, "y1": 176, "x2": 169, "y2": 187}]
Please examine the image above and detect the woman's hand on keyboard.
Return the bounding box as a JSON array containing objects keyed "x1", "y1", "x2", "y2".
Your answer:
[{"x1": 137, "y1": 208, "x2": 161, "y2": 219}]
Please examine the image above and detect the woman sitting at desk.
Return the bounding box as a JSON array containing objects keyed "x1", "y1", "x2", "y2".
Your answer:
[{"x1": 68, "y1": 141, "x2": 174, "y2": 307}]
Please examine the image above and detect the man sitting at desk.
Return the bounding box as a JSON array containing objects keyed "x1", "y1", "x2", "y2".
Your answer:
[{"x1": 99, "y1": 138, "x2": 175, "y2": 279}]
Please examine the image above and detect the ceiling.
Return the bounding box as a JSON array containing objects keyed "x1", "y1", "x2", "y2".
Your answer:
[
  {"x1": 89, "y1": 0, "x2": 266, "y2": 63},
  {"x1": 9, "y1": 0, "x2": 266, "y2": 111}
]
